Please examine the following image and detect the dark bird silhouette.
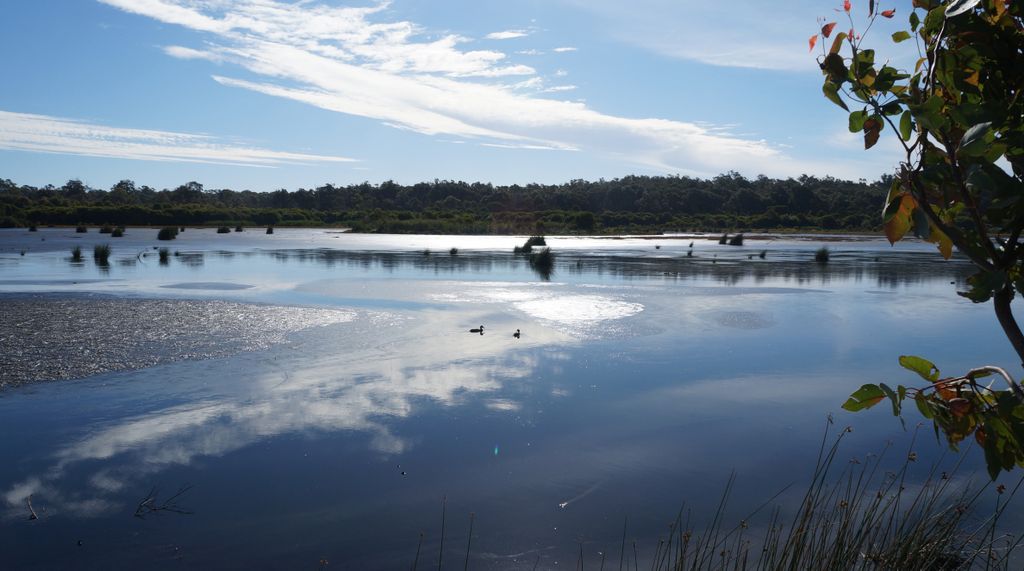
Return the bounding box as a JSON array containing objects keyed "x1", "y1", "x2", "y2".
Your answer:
[
  {"x1": 513, "y1": 329, "x2": 521, "y2": 339},
  {"x1": 469, "y1": 325, "x2": 484, "y2": 334}
]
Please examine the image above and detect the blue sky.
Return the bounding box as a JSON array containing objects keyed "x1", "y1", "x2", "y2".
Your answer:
[{"x1": 0, "y1": 0, "x2": 912, "y2": 191}]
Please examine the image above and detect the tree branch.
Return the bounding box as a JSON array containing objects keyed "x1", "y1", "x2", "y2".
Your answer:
[{"x1": 993, "y1": 286, "x2": 1024, "y2": 369}]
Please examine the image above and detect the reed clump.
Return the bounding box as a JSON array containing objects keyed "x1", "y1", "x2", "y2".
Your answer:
[
  {"x1": 217, "y1": 226, "x2": 231, "y2": 234},
  {"x1": 235, "y1": 225, "x2": 244, "y2": 232},
  {"x1": 70, "y1": 246, "x2": 82, "y2": 262},
  {"x1": 157, "y1": 227, "x2": 178, "y2": 240},
  {"x1": 266, "y1": 226, "x2": 274, "y2": 234},
  {"x1": 639, "y1": 427, "x2": 1021, "y2": 571},
  {"x1": 99, "y1": 224, "x2": 114, "y2": 234},
  {"x1": 158, "y1": 247, "x2": 170, "y2": 264},
  {"x1": 815, "y1": 246, "x2": 830, "y2": 264},
  {"x1": 93, "y1": 243, "x2": 111, "y2": 264},
  {"x1": 111, "y1": 227, "x2": 124, "y2": 237},
  {"x1": 75, "y1": 225, "x2": 88, "y2": 233}
]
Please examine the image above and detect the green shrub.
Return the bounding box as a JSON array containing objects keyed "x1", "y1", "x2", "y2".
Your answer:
[
  {"x1": 111, "y1": 227, "x2": 124, "y2": 237},
  {"x1": 234, "y1": 225, "x2": 243, "y2": 232},
  {"x1": 157, "y1": 227, "x2": 178, "y2": 240}
]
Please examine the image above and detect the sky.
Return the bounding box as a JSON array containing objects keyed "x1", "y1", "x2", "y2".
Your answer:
[{"x1": 0, "y1": 0, "x2": 914, "y2": 192}]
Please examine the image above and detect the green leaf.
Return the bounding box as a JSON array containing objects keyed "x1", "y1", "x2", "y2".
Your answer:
[
  {"x1": 879, "y1": 383, "x2": 902, "y2": 417},
  {"x1": 899, "y1": 355, "x2": 940, "y2": 382},
  {"x1": 892, "y1": 31, "x2": 912, "y2": 43},
  {"x1": 842, "y1": 384, "x2": 886, "y2": 412},
  {"x1": 822, "y1": 81, "x2": 849, "y2": 111},
  {"x1": 959, "y1": 270, "x2": 1008, "y2": 303},
  {"x1": 912, "y1": 207, "x2": 931, "y2": 239},
  {"x1": 848, "y1": 110, "x2": 868, "y2": 132},
  {"x1": 959, "y1": 122, "x2": 992, "y2": 157},
  {"x1": 915, "y1": 392, "x2": 934, "y2": 419},
  {"x1": 899, "y1": 110, "x2": 913, "y2": 141}
]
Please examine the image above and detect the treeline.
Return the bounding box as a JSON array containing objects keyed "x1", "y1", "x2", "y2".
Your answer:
[{"x1": 0, "y1": 173, "x2": 889, "y2": 234}]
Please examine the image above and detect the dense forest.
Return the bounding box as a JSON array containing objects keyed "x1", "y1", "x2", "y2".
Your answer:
[{"x1": 0, "y1": 173, "x2": 889, "y2": 234}]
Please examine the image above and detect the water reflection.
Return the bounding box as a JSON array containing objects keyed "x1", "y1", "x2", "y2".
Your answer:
[
  {"x1": 2, "y1": 311, "x2": 570, "y2": 520},
  {"x1": 260, "y1": 248, "x2": 973, "y2": 288}
]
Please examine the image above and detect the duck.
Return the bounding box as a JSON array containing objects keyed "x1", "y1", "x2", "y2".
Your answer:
[
  {"x1": 469, "y1": 325, "x2": 484, "y2": 334},
  {"x1": 513, "y1": 329, "x2": 521, "y2": 339}
]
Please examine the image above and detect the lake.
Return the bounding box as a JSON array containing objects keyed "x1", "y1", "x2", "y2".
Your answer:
[{"x1": 0, "y1": 227, "x2": 1020, "y2": 569}]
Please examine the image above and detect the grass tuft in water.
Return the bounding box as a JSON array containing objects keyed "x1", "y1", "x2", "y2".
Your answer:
[
  {"x1": 111, "y1": 227, "x2": 124, "y2": 237},
  {"x1": 93, "y1": 243, "x2": 111, "y2": 264},
  {"x1": 449, "y1": 247, "x2": 458, "y2": 256},
  {"x1": 528, "y1": 247, "x2": 555, "y2": 280},
  {"x1": 157, "y1": 227, "x2": 178, "y2": 240},
  {"x1": 158, "y1": 248, "x2": 170, "y2": 264},
  {"x1": 235, "y1": 225, "x2": 244, "y2": 232},
  {"x1": 99, "y1": 224, "x2": 113, "y2": 234},
  {"x1": 217, "y1": 226, "x2": 231, "y2": 234},
  {"x1": 75, "y1": 225, "x2": 87, "y2": 233},
  {"x1": 815, "y1": 246, "x2": 830, "y2": 264},
  {"x1": 266, "y1": 226, "x2": 274, "y2": 234},
  {"x1": 729, "y1": 233, "x2": 745, "y2": 246},
  {"x1": 28, "y1": 224, "x2": 37, "y2": 232},
  {"x1": 71, "y1": 246, "x2": 82, "y2": 262}
]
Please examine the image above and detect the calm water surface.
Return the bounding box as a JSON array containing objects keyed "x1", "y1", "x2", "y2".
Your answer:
[{"x1": 0, "y1": 228, "x2": 1020, "y2": 569}]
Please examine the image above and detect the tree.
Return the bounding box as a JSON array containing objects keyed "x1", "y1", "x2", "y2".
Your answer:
[{"x1": 813, "y1": 0, "x2": 1024, "y2": 478}]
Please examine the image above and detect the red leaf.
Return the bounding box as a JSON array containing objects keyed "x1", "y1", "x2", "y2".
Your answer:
[
  {"x1": 809, "y1": 34, "x2": 818, "y2": 52},
  {"x1": 821, "y1": 22, "x2": 837, "y2": 38},
  {"x1": 881, "y1": 9, "x2": 896, "y2": 17},
  {"x1": 843, "y1": 0, "x2": 851, "y2": 12}
]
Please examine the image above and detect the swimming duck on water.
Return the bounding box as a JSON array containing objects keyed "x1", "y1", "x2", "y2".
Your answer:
[
  {"x1": 469, "y1": 325, "x2": 484, "y2": 334},
  {"x1": 513, "y1": 329, "x2": 521, "y2": 339}
]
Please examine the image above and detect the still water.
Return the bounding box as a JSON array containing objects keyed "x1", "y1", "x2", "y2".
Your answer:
[{"x1": 0, "y1": 228, "x2": 1019, "y2": 569}]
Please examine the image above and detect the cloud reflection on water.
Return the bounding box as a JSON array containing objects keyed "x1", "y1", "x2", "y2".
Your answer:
[{"x1": 2, "y1": 307, "x2": 572, "y2": 519}]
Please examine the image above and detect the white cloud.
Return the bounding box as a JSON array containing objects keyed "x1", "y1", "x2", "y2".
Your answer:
[
  {"x1": 163, "y1": 44, "x2": 223, "y2": 62},
  {"x1": 552, "y1": 46, "x2": 578, "y2": 53},
  {"x1": 0, "y1": 110, "x2": 357, "y2": 166},
  {"x1": 97, "y1": 0, "x2": 817, "y2": 177},
  {"x1": 486, "y1": 29, "x2": 530, "y2": 40}
]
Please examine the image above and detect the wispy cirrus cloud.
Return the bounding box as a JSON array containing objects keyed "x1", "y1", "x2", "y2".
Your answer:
[
  {"x1": 0, "y1": 110, "x2": 357, "y2": 166},
  {"x1": 96, "y1": 0, "x2": 812, "y2": 176}
]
